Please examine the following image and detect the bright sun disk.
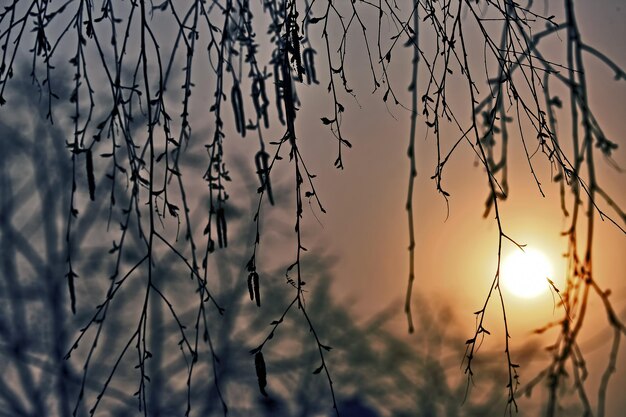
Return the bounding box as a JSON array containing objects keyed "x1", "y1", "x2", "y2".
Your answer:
[{"x1": 501, "y1": 248, "x2": 553, "y2": 299}]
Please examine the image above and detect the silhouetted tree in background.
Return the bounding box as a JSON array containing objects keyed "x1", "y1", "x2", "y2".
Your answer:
[
  {"x1": 0, "y1": 0, "x2": 624, "y2": 416},
  {"x1": 0, "y1": 89, "x2": 539, "y2": 416}
]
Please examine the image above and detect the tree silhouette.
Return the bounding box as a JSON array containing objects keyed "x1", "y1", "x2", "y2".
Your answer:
[{"x1": 0, "y1": 0, "x2": 624, "y2": 416}]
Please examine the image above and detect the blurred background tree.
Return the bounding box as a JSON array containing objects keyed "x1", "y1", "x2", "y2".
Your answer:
[{"x1": 0, "y1": 0, "x2": 624, "y2": 416}]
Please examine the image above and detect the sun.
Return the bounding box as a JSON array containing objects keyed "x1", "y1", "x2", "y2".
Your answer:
[{"x1": 501, "y1": 248, "x2": 554, "y2": 299}]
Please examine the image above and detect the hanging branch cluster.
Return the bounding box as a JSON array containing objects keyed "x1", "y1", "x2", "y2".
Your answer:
[
  {"x1": 407, "y1": 0, "x2": 626, "y2": 415},
  {"x1": 366, "y1": 0, "x2": 624, "y2": 413},
  {"x1": 0, "y1": 0, "x2": 624, "y2": 415},
  {"x1": 1, "y1": 0, "x2": 346, "y2": 414}
]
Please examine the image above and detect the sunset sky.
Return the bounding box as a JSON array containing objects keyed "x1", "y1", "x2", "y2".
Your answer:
[
  {"x1": 0, "y1": 0, "x2": 624, "y2": 416},
  {"x1": 232, "y1": 0, "x2": 626, "y2": 413},
  {"x1": 244, "y1": 0, "x2": 626, "y2": 326}
]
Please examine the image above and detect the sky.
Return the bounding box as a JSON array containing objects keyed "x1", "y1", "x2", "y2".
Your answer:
[
  {"x1": 258, "y1": 0, "x2": 626, "y2": 317},
  {"x1": 244, "y1": 0, "x2": 626, "y2": 414},
  {"x1": 0, "y1": 0, "x2": 624, "y2": 416}
]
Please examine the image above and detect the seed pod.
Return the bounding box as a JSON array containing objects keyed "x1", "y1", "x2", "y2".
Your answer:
[
  {"x1": 280, "y1": 52, "x2": 297, "y2": 135},
  {"x1": 255, "y1": 150, "x2": 274, "y2": 205},
  {"x1": 86, "y1": 149, "x2": 96, "y2": 201},
  {"x1": 273, "y1": 62, "x2": 285, "y2": 125},
  {"x1": 254, "y1": 351, "x2": 268, "y2": 397},
  {"x1": 252, "y1": 78, "x2": 270, "y2": 129},
  {"x1": 231, "y1": 84, "x2": 246, "y2": 137},
  {"x1": 252, "y1": 80, "x2": 262, "y2": 125},
  {"x1": 66, "y1": 269, "x2": 78, "y2": 314},
  {"x1": 216, "y1": 207, "x2": 227, "y2": 248},
  {"x1": 290, "y1": 19, "x2": 304, "y2": 79},
  {"x1": 253, "y1": 272, "x2": 260, "y2": 307},
  {"x1": 303, "y1": 48, "x2": 318, "y2": 85},
  {"x1": 259, "y1": 77, "x2": 269, "y2": 128}
]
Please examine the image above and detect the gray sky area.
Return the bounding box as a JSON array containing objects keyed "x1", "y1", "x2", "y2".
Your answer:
[{"x1": 1, "y1": 0, "x2": 624, "y2": 416}]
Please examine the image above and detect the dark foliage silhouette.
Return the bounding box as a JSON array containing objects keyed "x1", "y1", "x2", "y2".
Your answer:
[{"x1": 0, "y1": 0, "x2": 624, "y2": 416}]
